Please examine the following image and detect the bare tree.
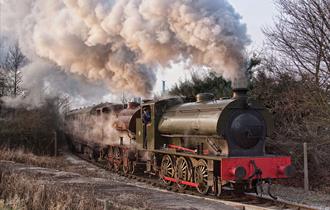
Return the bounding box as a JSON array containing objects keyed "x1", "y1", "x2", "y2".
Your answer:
[
  {"x1": 0, "y1": 40, "x2": 8, "y2": 97},
  {"x1": 0, "y1": 73, "x2": 5, "y2": 97},
  {"x1": 0, "y1": 76, "x2": 5, "y2": 97},
  {"x1": 3, "y1": 42, "x2": 27, "y2": 96},
  {"x1": 263, "y1": 0, "x2": 330, "y2": 89}
]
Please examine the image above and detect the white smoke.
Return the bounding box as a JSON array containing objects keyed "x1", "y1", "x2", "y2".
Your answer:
[
  {"x1": 1, "y1": 0, "x2": 250, "y2": 97},
  {"x1": 2, "y1": 59, "x2": 111, "y2": 109}
]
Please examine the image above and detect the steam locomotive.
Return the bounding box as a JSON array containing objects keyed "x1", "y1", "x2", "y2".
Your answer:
[{"x1": 64, "y1": 88, "x2": 294, "y2": 196}]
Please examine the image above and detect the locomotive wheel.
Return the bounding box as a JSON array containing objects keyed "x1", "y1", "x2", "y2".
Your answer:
[
  {"x1": 175, "y1": 157, "x2": 192, "y2": 190},
  {"x1": 123, "y1": 161, "x2": 135, "y2": 174},
  {"x1": 131, "y1": 162, "x2": 136, "y2": 174},
  {"x1": 108, "y1": 147, "x2": 114, "y2": 171},
  {"x1": 194, "y1": 159, "x2": 210, "y2": 195},
  {"x1": 85, "y1": 146, "x2": 93, "y2": 160},
  {"x1": 123, "y1": 150, "x2": 135, "y2": 174},
  {"x1": 160, "y1": 155, "x2": 174, "y2": 186},
  {"x1": 113, "y1": 147, "x2": 122, "y2": 172}
]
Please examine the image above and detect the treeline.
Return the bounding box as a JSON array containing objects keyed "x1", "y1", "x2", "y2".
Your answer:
[{"x1": 169, "y1": 72, "x2": 233, "y2": 100}]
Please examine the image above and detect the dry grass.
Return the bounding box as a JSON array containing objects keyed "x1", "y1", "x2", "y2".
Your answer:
[
  {"x1": 0, "y1": 147, "x2": 107, "y2": 182},
  {"x1": 0, "y1": 147, "x2": 65, "y2": 169},
  {"x1": 0, "y1": 148, "x2": 105, "y2": 210},
  {"x1": 0, "y1": 172, "x2": 103, "y2": 210}
]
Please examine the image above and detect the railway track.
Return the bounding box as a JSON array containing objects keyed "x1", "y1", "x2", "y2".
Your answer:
[{"x1": 73, "y1": 152, "x2": 317, "y2": 210}]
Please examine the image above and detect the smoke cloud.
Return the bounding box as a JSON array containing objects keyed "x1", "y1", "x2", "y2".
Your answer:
[
  {"x1": 1, "y1": 0, "x2": 250, "y2": 96},
  {"x1": 1, "y1": 58, "x2": 112, "y2": 109}
]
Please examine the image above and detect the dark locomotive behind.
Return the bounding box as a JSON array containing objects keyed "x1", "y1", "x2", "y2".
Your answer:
[{"x1": 64, "y1": 88, "x2": 295, "y2": 196}]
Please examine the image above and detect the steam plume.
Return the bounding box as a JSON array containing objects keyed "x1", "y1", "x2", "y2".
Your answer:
[{"x1": 1, "y1": 0, "x2": 250, "y2": 95}]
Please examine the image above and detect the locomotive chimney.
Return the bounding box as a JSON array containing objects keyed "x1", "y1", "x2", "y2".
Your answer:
[{"x1": 232, "y1": 88, "x2": 248, "y2": 98}]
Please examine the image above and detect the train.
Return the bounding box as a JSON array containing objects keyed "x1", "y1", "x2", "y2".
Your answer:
[{"x1": 64, "y1": 88, "x2": 295, "y2": 196}]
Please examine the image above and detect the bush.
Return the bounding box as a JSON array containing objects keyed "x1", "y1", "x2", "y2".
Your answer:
[
  {"x1": 251, "y1": 72, "x2": 330, "y2": 190},
  {"x1": 0, "y1": 97, "x2": 65, "y2": 155}
]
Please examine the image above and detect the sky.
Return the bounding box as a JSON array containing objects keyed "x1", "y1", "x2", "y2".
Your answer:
[{"x1": 153, "y1": 0, "x2": 278, "y2": 95}]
